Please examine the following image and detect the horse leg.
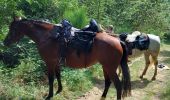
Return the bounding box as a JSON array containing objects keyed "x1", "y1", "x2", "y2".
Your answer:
[
  {"x1": 55, "y1": 66, "x2": 62, "y2": 94},
  {"x1": 151, "y1": 55, "x2": 158, "y2": 80},
  {"x1": 117, "y1": 66, "x2": 121, "y2": 77},
  {"x1": 46, "y1": 65, "x2": 55, "y2": 99},
  {"x1": 112, "y1": 73, "x2": 122, "y2": 100},
  {"x1": 102, "y1": 66, "x2": 121, "y2": 100},
  {"x1": 101, "y1": 67, "x2": 111, "y2": 98},
  {"x1": 140, "y1": 52, "x2": 150, "y2": 79}
]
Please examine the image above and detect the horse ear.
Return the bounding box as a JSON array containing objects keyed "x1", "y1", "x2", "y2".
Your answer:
[{"x1": 13, "y1": 16, "x2": 22, "y2": 21}]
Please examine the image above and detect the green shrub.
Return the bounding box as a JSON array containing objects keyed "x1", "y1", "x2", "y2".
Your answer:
[
  {"x1": 62, "y1": 68, "x2": 92, "y2": 92},
  {"x1": 63, "y1": 8, "x2": 89, "y2": 28}
]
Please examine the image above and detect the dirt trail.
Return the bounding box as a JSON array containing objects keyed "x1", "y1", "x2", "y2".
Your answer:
[
  {"x1": 76, "y1": 87, "x2": 102, "y2": 100},
  {"x1": 77, "y1": 49, "x2": 170, "y2": 100}
]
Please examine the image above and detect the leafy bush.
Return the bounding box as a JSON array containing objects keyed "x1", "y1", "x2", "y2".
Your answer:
[
  {"x1": 17, "y1": 0, "x2": 60, "y2": 20},
  {"x1": 0, "y1": 49, "x2": 21, "y2": 68}
]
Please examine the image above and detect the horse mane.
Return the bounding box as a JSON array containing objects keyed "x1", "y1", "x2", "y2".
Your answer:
[
  {"x1": 21, "y1": 19, "x2": 52, "y2": 24},
  {"x1": 108, "y1": 33, "x2": 119, "y2": 38},
  {"x1": 21, "y1": 19, "x2": 54, "y2": 30}
]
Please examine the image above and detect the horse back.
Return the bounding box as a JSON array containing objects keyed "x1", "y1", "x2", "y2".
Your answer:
[
  {"x1": 66, "y1": 32, "x2": 123, "y2": 68},
  {"x1": 94, "y1": 32, "x2": 123, "y2": 64},
  {"x1": 147, "y1": 34, "x2": 160, "y2": 52}
]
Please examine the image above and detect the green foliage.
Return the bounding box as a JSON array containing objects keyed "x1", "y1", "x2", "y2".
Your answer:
[
  {"x1": 89, "y1": 63, "x2": 103, "y2": 79},
  {"x1": 105, "y1": 0, "x2": 170, "y2": 35},
  {"x1": 62, "y1": 68, "x2": 92, "y2": 92},
  {"x1": 17, "y1": 0, "x2": 59, "y2": 20},
  {"x1": 13, "y1": 58, "x2": 46, "y2": 84},
  {"x1": 63, "y1": 8, "x2": 89, "y2": 28},
  {"x1": 0, "y1": 47, "x2": 20, "y2": 67},
  {"x1": 80, "y1": 0, "x2": 106, "y2": 23},
  {"x1": 1, "y1": 0, "x2": 169, "y2": 35},
  {"x1": 0, "y1": 1, "x2": 15, "y2": 34}
]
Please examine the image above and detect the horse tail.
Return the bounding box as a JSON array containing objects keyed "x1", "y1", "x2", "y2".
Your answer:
[{"x1": 120, "y1": 41, "x2": 131, "y2": 98}]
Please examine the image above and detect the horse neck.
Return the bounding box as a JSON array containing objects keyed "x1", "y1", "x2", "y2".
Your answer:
[
  {"x1": 25, "y1": 28, "x2": 47, "y2": 45},
  {"x1": 22, "y1": 22, "x2": 54, "y2": 45}
]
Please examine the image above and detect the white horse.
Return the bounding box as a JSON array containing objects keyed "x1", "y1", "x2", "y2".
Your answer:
[{"x1": 119, "y1": 31, "x2": 160, "y2": 80}]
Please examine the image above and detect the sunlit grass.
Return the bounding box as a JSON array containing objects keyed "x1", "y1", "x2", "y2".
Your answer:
[{"x1": 159, "y1": 42, "x2": 170, "y2": 100}]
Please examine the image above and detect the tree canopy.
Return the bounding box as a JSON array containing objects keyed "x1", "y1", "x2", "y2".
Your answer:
[{"x1": 0, "y1": 0, "x2": 169, "y2": 35}]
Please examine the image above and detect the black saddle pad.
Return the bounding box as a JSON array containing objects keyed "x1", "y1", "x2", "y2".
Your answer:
[
  {"x1": 68, "y1": 31, "x2": 96, "y2": 54},
  {"x1": 135, "y1": 34, "x2": 150, "y2": 50}
]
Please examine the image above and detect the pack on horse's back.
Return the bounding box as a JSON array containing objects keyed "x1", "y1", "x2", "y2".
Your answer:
[{"x1": 135, "y1": 33, "x2": 150, "y2": 50}]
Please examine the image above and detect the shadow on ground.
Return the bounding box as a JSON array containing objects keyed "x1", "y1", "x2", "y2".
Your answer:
[
  {"x1": 92, "y1": 77, "x2": 152, "y2": 91},
  {"x1": 131, "y1": 78, "x2": 151, "y2": 90}
]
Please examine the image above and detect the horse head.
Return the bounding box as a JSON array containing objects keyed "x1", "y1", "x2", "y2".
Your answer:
[
  {"x1": 3, "y1": 17, "x2": 24, "y2": 46},
  {"x1": 3, "y1": 17, "x2": 63, "y2": 46}
]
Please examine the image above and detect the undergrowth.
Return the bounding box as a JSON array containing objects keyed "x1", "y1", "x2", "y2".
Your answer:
[{"x1": 0, "y1": 59, "x2": 103, "y2": 99}]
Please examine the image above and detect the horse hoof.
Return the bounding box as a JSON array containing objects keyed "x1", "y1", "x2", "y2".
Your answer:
[
  {"x1": 100, "y1": 97, "x2": 106, "y2": 100},
  {"x1": 45, "y1": 95, "x2": 53, "y2": 100},
  {"x1": 151, "y1": 77, "x2": 156, "y2": 81},
  {"x1": 139, "y1": 75, "x2": 143, "y2": 79},
  {"x1": 56, "y1": 89, "x2": 62, "y2": 94}
]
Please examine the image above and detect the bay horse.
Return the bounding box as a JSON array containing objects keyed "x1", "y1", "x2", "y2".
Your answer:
[
  {"x1": 3, "y1": 17, "x2": 131, "y2": 100},
  {"x1": 118, "y1": 31, "x2": 160, "y2": 80}
]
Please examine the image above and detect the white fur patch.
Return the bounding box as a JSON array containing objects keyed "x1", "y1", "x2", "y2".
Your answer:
[{"x1": 126, "y1": 31, "x2": 141, "y2": 42}]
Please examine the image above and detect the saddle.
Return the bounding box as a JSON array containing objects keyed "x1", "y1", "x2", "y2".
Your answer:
[
  {"x1": 69, "y1": 31, "x2": 96, "y2": 55},
  {"x1": 81, "y1": 19, "x2": 99, "y2": 32},
  {"x1": 50, "y1": 19, "x2": 99, "y2": 55},
  {"x1": 135, "y1": 33, "x2": 150, "y2": 50},
  {"x1": 68, "y1": 19, "x2": 98, "y2": 54}
]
